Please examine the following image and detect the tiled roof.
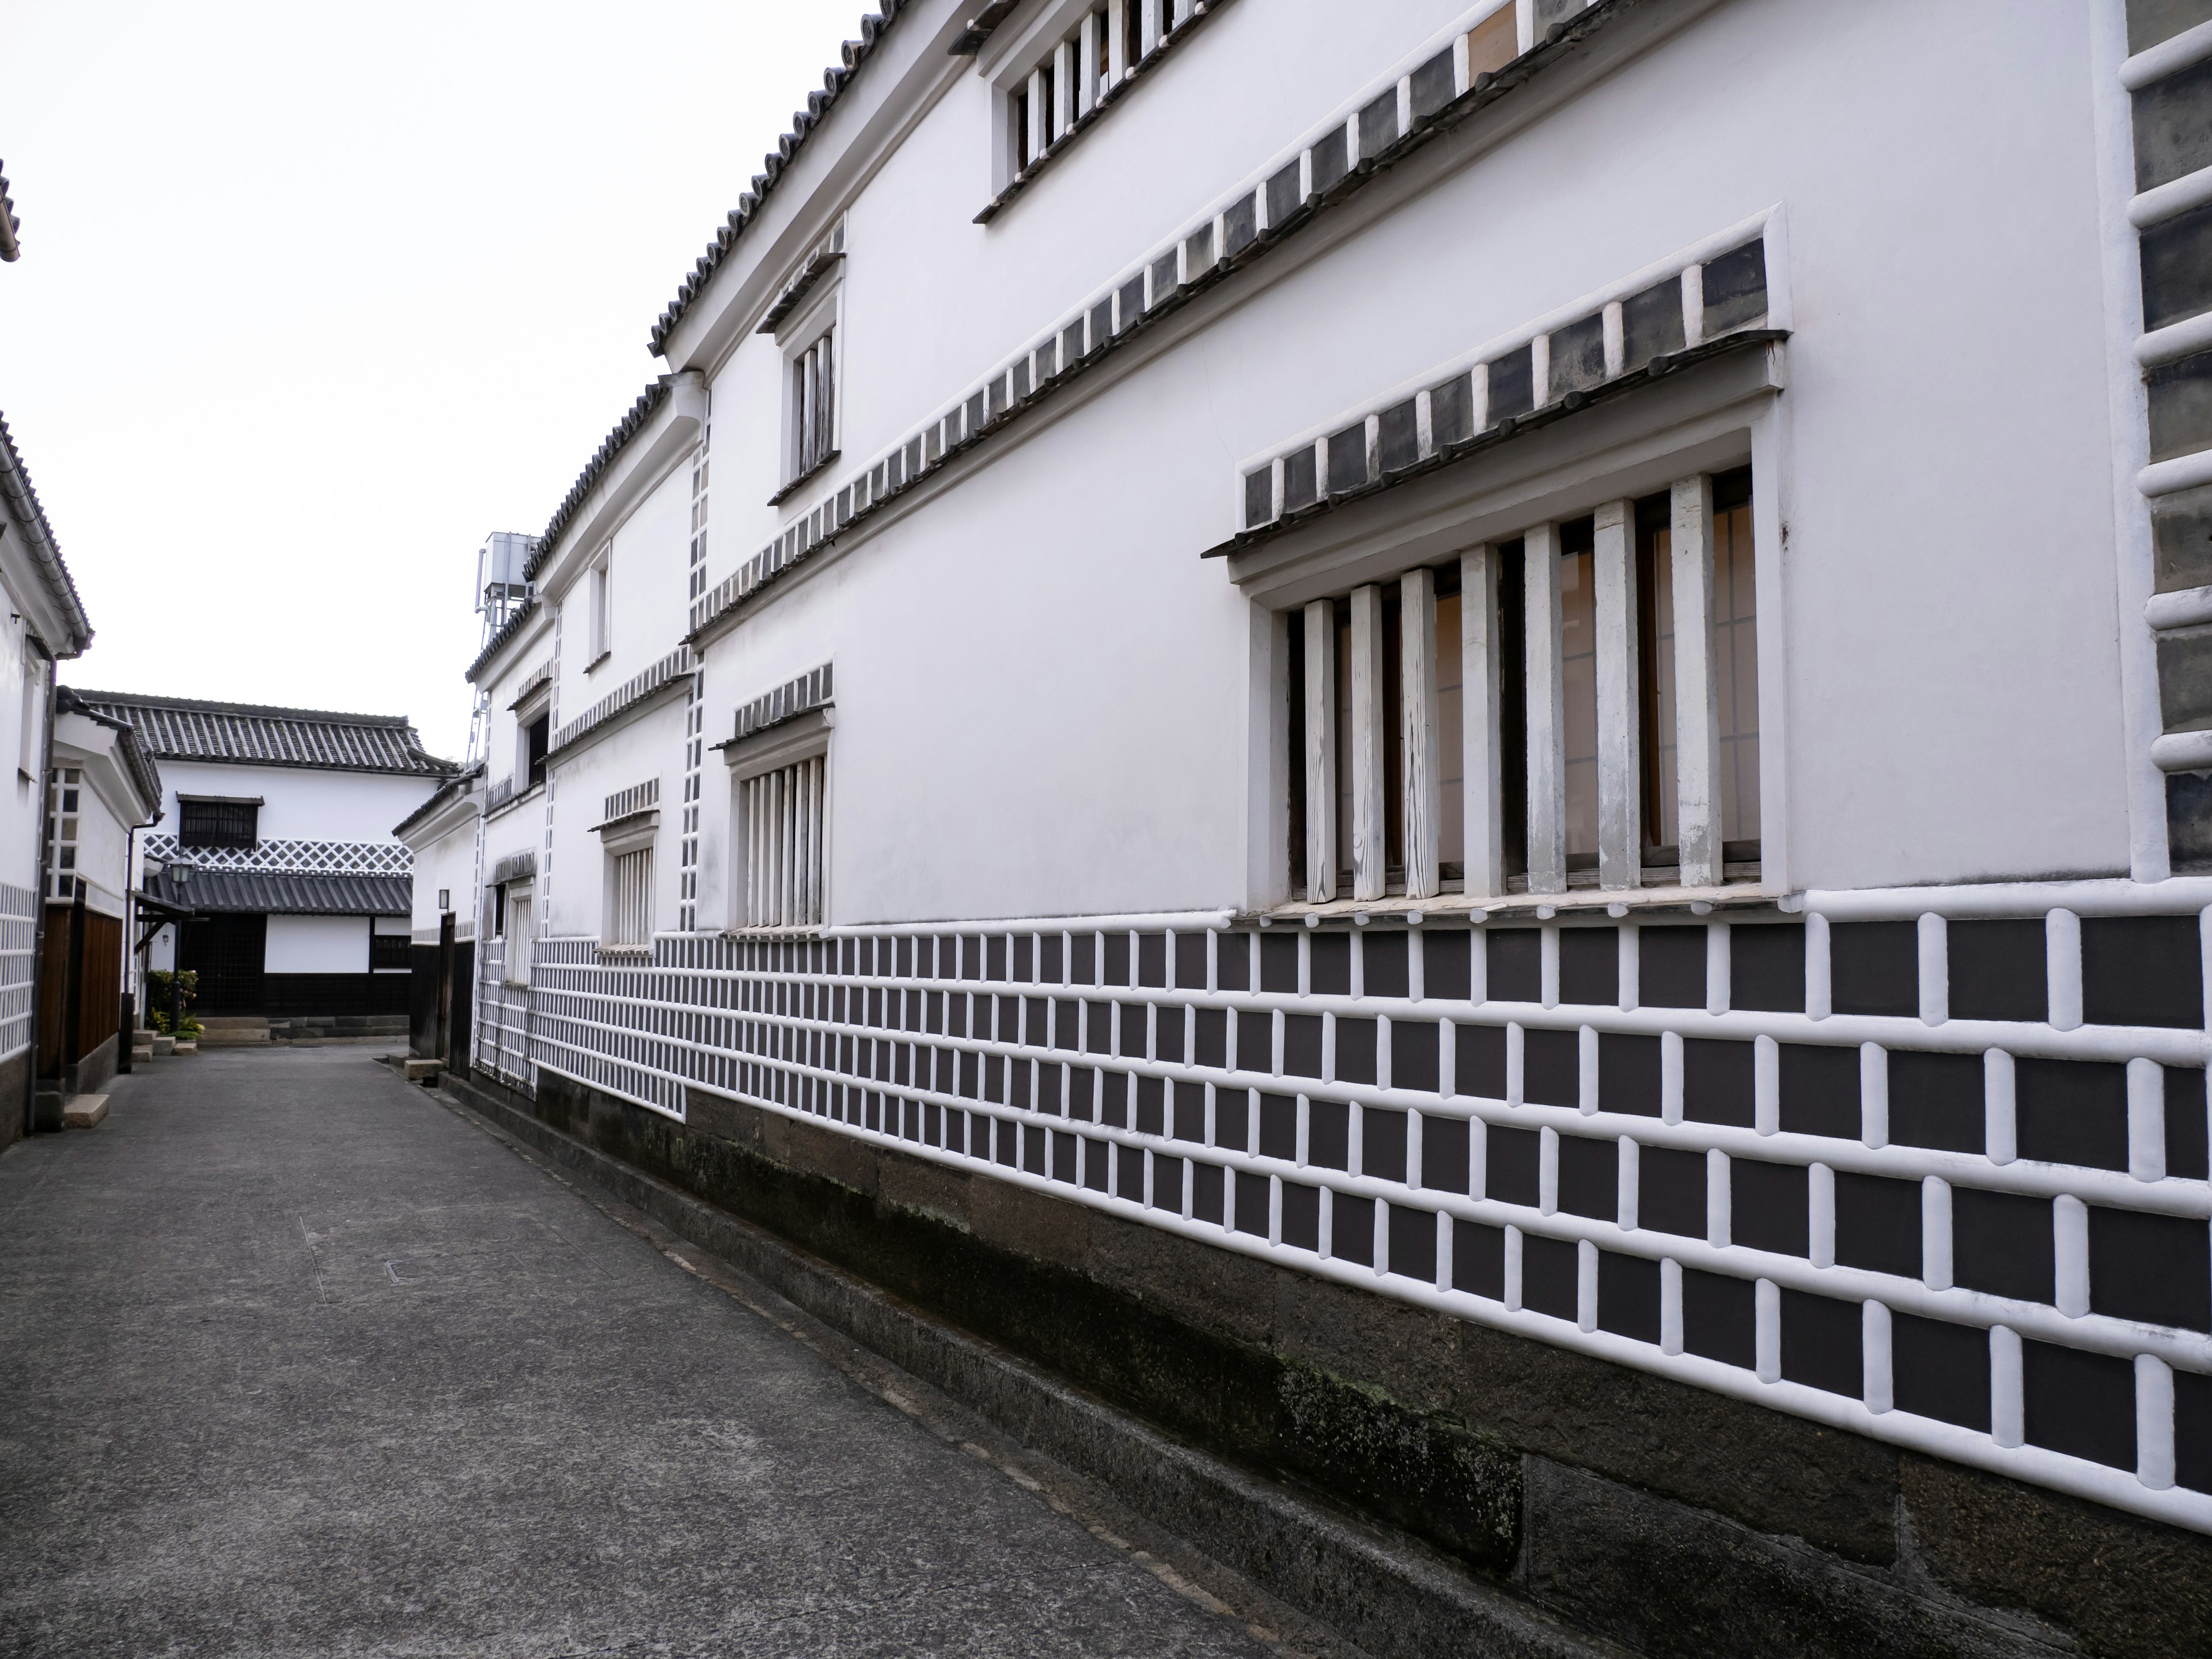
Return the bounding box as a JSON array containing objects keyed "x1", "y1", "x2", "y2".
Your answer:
[
  {"x1": 464, "y1": 594, "x2": 540, "y2": 684},
  {"x1": 73, "y1": 691, "x2": 460, "y2": 777},
  {"x1": 646, "y1": 4, "x2": 908, "y2": 358},
  {"x1": 0, "y1": 161, "x2": 18, "y2": 262},
  {"x1": 55, "y1": 688, "x2": 162, "y2": 816},
  {"x1": 0, "y1": 412, "x2": 92, "y2": 654},
  {"x1": 393, "y1": 761, "x2": 483, "y2": 839},
  {"x1": 524, "y1": 380, "x2": 671, "y2": 582},
  {"x1": 146, "y1": 866, "x2": 411, "y2": 916}
]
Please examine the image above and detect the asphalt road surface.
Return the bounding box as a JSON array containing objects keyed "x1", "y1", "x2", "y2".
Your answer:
[{"x1": 0, "y1": 1046, "x2": 1289, "y2": 1658}]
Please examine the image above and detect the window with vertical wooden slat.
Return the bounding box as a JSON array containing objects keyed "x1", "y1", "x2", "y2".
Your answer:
[{"x1": 740, "y1": 755, "x2": 827, "y2": 929}]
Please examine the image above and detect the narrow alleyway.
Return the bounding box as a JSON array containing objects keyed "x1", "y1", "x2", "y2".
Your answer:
[{"x1": 0, "y1": 1048, "x2": 1286, "y2": 1658}]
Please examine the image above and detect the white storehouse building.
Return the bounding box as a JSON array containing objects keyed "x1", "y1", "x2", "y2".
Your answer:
[
  {"x1": 0, "y1": 412, "x2": 104, "y2": 1140},
  {"x1": 85, "y1": 694, "x2": 457, "y2": 1039},
  {"x1": 1, "y1": 169, "x2": 168, "y2": 1135},
  {"x1": 436, "y1": 3, "x2": 2212, "y2": 1652}
]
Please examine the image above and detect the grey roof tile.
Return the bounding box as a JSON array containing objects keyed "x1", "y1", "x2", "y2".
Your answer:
[
  {"x1": 149, "y1": 867, "x2": 411, "y2": 916},
  {"x1": 0, "y1": 411, "x2": 92, "y2": 653},
  {"x1": 74, "y1": 691, "x2": 459, "y2": 777},
  {"x1": 646, "y1": 5, "x2": 907, "y2": 358}
]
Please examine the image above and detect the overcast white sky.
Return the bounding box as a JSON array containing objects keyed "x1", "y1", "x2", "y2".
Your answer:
[{"x1": 1, "y1": 0, "x2": 869, "y2": 760}]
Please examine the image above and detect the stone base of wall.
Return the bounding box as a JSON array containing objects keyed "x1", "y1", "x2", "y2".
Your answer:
[
  {"x1": 460, "y1": 1062, "x2": 2212, "y2": 1659},
  {"x1": 0, "y1": 1047, "x2": 29, "y2": 1153},
  {"x1": 64, "y1": 1031, "x2": 117, "y2": 1100}
]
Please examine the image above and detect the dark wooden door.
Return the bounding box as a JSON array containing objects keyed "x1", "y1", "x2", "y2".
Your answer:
[
  {"x1": 180, "y1": 914, "x2": 266, "y2": 1014},
  {"x1": 435, "y1": 914, "x2": 454, "y2": 1060}
]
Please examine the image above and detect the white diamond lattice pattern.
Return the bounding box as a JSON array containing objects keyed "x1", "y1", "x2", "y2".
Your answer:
[{"x1": 145, "y1": 835, "x2": 414, "y2": 876}]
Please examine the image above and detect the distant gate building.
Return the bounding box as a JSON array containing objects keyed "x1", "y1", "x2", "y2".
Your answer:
[
  {"x1": 437, "y1": 2, "x2": 2212, "y2": 1652},
  {"x1": 86, "y1": 693, "x2": 457, "y2": 1036}
]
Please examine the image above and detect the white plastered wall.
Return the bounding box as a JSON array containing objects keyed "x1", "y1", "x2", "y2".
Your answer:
[
  {"x1": 266, "y1": 914, "x2": 368, "y2": 974},
  {"x1": 547, "y1": 696, "x2": 685, "y2": 941},
  {"x1": 407, "y1": 815, "x2": 484, "y2": 941},
  {"x1": 685, "y1": 0, "x2": 2126, "y2": 923},
  {"x1": 158, "y1": 760, "x2": 441, "y2": 846}
]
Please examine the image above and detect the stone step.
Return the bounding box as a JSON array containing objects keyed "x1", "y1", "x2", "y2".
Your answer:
[
  {"x1": 197, "y1": 1021, "x2": 270, "y2": 1046},
  {"x1": 61, "y1": 1094, "x2": 107, "y2": 1130}
]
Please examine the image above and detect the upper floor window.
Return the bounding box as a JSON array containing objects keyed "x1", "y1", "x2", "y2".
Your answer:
[
  {"x1": 179, "y1": 796, "x2": 259, "y2": 850},
  {"x1": 516, "y1": 704, "x2": 549, "y2": 794},
  {"x1": 787, "y1": 325, "x2": 836, "y2": 486},
  {"x1": 1286, "y1": 467, "x2": 1760, "y2": 904},
  {"x1": 586, "y1": 551, "x2": 612, "y2": 665},
  {"x1": 994, "y1": 1, "x2": 1195, "y2": 200},
  {"x1": 17, "y1": 645, "x2": 41, "y2": 780}
]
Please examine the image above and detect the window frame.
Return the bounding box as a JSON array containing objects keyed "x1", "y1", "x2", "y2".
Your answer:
[
  {"x1": 983, "y1": 0, "x2": 1199, "y2": 204},
  {"x1": 502, "y1": 883, "x2": 535, "y2": 986},
  {"x1": 1233, "y1": 331, "x2": 1787, "y2": 914},
  {"x1": 176, "y1": 794, "x2": 262, "y2": 851},
  {"x1": 585, "y1": 548, "x2": 612, "y2": 669},
  {"x1": 1275, "y1": 460, "x2": 1768, "y2": 910},
  {"x1": 514, "y1": 692, "x2": 551, "y2": 796},
  {"x1": 723, "y1": 710, "x2": 834, "y2": 933},
  {"x1": 599, "y1": 810, "x2": 660, "y2": 952},
  {"x1": 776, "y1": 279, "x2": 843, "y2": 497}
]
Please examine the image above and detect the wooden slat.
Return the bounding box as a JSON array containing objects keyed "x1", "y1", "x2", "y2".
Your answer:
[
  {"x1": 1593, "y1": 498, "x2": 1641, "y2": 890},
  {"x1": 1350, "y1": 584, "x2": 1387, "y2": 902},
  {"x1": 1523, "y1": 523, "x2": 1567, "y2": 894},
  {"x1": 1671, "y1": 475, "x2": 1725, "y2": 887},
  {"x1": 1460, "y1": 546, "x2": 1505, "y2": 897},
  {"x1": 1303, "y1": 599, "x2": 1337, "y2": 903},
  {"x1": 1400, "y1": 567, "x2": 1441, "y2": 900}
]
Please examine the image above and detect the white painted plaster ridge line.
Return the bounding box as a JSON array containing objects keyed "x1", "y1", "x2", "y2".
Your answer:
[
  {"x1": 2128, "y1": 162, "x2": 2212, "y2": 228},
  {"x1": 2139, "y1": 447, "x2": 2212, "y2": 499},
  {"x1": 1802, "y1": 876, "x2": 2212, "y2": 919},
  {"x1": 2137, "y1": 308, "x2": 2212, "y2": 368},
  {"x1": 2121, "y1": 17, "x2": 2212, "y2": 89},
  {"x1": 2151, "y1": 730, "x2": 2212, "y2": 774},
  {"x1": 2146, "y1": 583, "x2": 2212, "y2": 630}
]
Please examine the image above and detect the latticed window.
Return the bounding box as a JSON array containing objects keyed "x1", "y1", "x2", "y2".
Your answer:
[
  {"x1": 502, "y1": 887, "x2": 533, "y2": 986},
  {"x1": 738, "y1": 757, "x2": 825, "y2": 929},
  {"x1": 789, "y1": 328, "x2": 835, "y2": 483},
  {"x1": 1002, "y1": 1, "x2": 1190, "y2": 186},
  {"x1": 179, "y1": 797, "x2": 259, "y2": 849},
  {"x1": 46, "y1": 766, "x2": 79, "y2": 899},
  {"x1": 607, "y1": 847, "x2": 653, "y2": 949},
  {"x1": 1287, "y1": 467, "x2": 1759, "y2": 903}
]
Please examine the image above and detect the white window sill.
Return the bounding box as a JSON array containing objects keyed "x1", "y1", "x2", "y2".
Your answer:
[
  {"x1": 1256, "y1": 871, "x2": 1778, "y2": 927},
  {"x1": 582, "y1": 650, "x2": 612, "y2": 676},
  {"x1": 768, "y1": 450, "x2": 841, "y2": 508}
]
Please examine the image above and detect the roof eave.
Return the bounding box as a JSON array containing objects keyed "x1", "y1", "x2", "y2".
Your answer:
[{"x1": 0, "y1": 414, "x2": 92, "y2": 655}]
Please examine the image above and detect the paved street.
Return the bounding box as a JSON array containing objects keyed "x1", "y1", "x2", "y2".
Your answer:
[{"x1": 0, "y1": 1047, "x2": 1283, "y2": 1658}]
